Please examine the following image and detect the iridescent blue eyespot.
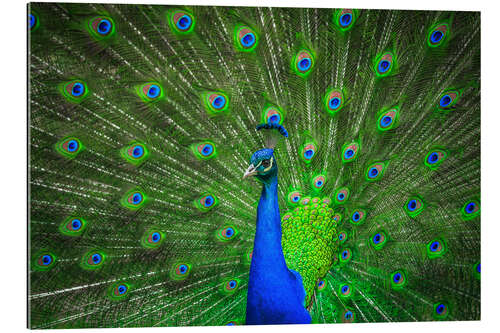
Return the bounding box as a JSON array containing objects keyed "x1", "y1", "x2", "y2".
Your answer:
[
  {"x1": 329, "y1": 97, "x2": 341, "y2": 110},
  {"x1": 465, "y1": 202, "x2": 476, "y2": 214},
  {"x1": 378, "y1": 60, "x2": 391, "y2": 73},
  {"x1": 201, "y1": 144, "x2": 213, "y2": 156},
  {"x1": 29, "y1": 14, "x2": 36, "y2": 29},
  {"x1": 352, "y1": 212, "x2": 360, "y2": 222},
  {"x1": 225, "y1": 227, "x2": 234, "y2": 237},
  {"x1": 117, "y1": 284, "x2": 127, "y2": 295},
  {"x1": 97, "y1": 19, "x2": 111, "y2": 35},
  {"x1": 440, "y1": 94, "x2": 452, "y2": 108},
  {"x1": 381, "y1": 116, "x2": 392, "y2": 127},
  {"x1": 92, "y1": 253, "x2": 102, "y2": 264},
  {"x1": 132, "y1": 193, "x2": 142, "y2": 204},
  {"x1": 177, "y1": 15, "x2": 192, "y2": 30},
  {"x1": 298, "y1": 58, "x2": 311, "y2": 72},
  {"x1": 211, "y1": 95, "x2": 226, "y2": 110},
  {"x1": 368, "y1": 167, "x2": 379, "y2": 178},
  {"x1": 71, "y1": 219, "x2": 82, "y2": 230},
  {"x1": 431, "y1": 30, "x2": 443, "y2": 44},
  {"x1": 151, "y1": 232, "x2": 161, "y2": 243},
  {"x1": 147, "y1": 84, "x2": 160, "y2": 99},
  {"x1": 66, "y1": 140, "x2": 79, "y2": 152},
  {"x1": 71, "y1": 83, "x2": 84, "y2": 97},
  {"x1": 241, "y1": 33, "x2": 255, "y2": 47},
  {"x1": 42, "y1": 255, "x2": 52, "y2": 265},
  {"x1": 373, "y1": 233, "x2": 382, "y2": 244},
  {"x1": 178, "y1": 264, "x2": 188, "y2": 274},
  {"x1": 344, "y1": 149, "x2": 354, "y2": 159},
  {"x1": 132, "y1": 146, "x2": 144, "y2": 158},
  {"x1": 340, "y1": 13, "x2": 352, "y2": 27},
  {"x1": 407, "y1": 200, "x2": 417, "y2": 211}
]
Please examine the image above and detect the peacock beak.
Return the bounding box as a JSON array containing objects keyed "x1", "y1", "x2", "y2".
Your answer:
[{"x1": 243, "y1": 164, "x2": 258, "y2": 179}]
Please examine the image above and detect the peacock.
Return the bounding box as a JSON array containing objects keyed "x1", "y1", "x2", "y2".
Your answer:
[{"x1": 28, "y1": 2, "x2": 481, "y2": 328}]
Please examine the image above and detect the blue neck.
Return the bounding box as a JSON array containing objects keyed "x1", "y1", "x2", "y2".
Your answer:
[
  {"x1": 253, "y1": 177, "x2": 288, "y2": 271},
  {"x1": 245, "y1": 175, "x2": 311, "y2": 325}
]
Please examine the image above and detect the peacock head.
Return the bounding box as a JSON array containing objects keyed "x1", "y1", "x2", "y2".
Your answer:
[
  {"x1": 243, "y1": 123, "x2": 288, "y2": 183},
  {"x1": 243, "y1": 148, "x2": 277, "y2": 183}
]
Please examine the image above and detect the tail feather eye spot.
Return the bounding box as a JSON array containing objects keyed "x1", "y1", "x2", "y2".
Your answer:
[
  {"x1": 192, "y1": 141, "x2": 217, "y2": 160},
  {"x1": 427, "y1": 238, "x2": 447, "y2": 258},
  {"x1": 340, "y1": 248, "x2": 352, "y2": 262},
  {"x1": 91, "y1": 253, "x2": 102, "y2": 265},
  {"x1": 428, "y1": 23, "x2": 449, "y2": 47},
  {"x1": 405, "y1": 196, "x2": 424, "y2": 217},
  {"x1": 262, "y1": 105, "x2": 284, "y2": 125},
  {"x1": 71, "y1": 219, "x2": 82, "y2": 230},
  {"x1": 89, "y1": 16, "x2": 115, "y2": 39},
  {"x1": 340, "y1": 13, "x2": 352, "y2": 27},
  {"x1": 115, "y1": 284, "x2": 128, "y2": 296},
  {"x1": 317, "y1": 280, "x2": 326, "y2": 291},
  {"x1": 288, "y1": 191, "x2": 301, "y2": 204},
  {"x1": 211, "y1": 95, "x2": 226, "y2": 109},
  {"x1": 391, "y1": 270, "x2": 407, "y2": 289},
  {"x1": 171, "y1": 11, "x2": 195, "y2": 33},
  {"x1": 342, "y1": 143, "x2": 359, "y2": 163},
  {"x1": 377, "y1": 108, "x2": 399, "y2": 131},
  {"x1": 324, "y1": 89, "x2": 345, "y2": 114},
  {"x1": 340, "y1": 284, "x2": 351, "y2": 297},
  {"x1": 293, "y1": 50, "x2": 314, "y2": 77},
  {"x1": 202, "y1": 195, "x2": 214, "y2": 207},
  {"x1": 56, "y1": 137, "x2": 83, "y2": 158},
  {"x1": 41, "y1": 255, "x2": 52, "y2": 266},
  {"x1": 204, "y1": 92, "x2": 229, "y2": 114},
  {"x1": 350, "y1": 210, "x2": 365, "y2": 224},
  {"x1": 151, "y1": 232, "x2": 161, "y2": 243},
  {"x1": 235, "y1": 26, "x2": 258, "y2": 51},
  {"x1": 171, "y1": 262, "x2": 191, "y2": 280},
  {"x1": 438, "y1": 91, "x2": 459, "y2": 109},
  {"x1": 374, "y1": 52, "x2": 394, "y2": 77},
  {"x1": 365, "y1": 162, "x2": 386, "y2": 181},
  {"x1": 138, "y1": 82, "x2": 163, "y2": 102},
  {"x1": 122, "y1": 142, "x2": 149, "y2": 165},
  {"x1": 35, "y1": 252, "x2": 56, "y2": 270},
  {"x1": 300, "y1": 143, "x2": 317, "y2": 163},
  {"x1": 342, "y1": 309, "x2": 355, "y2": 323},
  {"x1": 29, "y1": 13, "x2": 37, "y2": 29},
  {"x1": 336, "y1": 9, "x2": 356, "y2": 31},
  {"x1": 434, "y1": 303, "x2": 449, "y2": 319},
  {"x1": 177, "y1": 15, "x2": 191, "y2": 30},
  {"x1": 97, "y1": 19, "x2": 111, "y2": 35},
  {"x1": 223, "y1": 279, "x2": 239, "y2": 293},
  {"x1": 312, "y1": 175, "x2": 326, "y2": 190},
  {"x1": 462, "y1": 199, "x2": 480, "y2": 220},
  {"x1": 142, "y1": 229, "x2": 165, "y2": 248},
  {"x1": 81, "y1": 250, "x2": 106, "y2": 270},
  {"x1": 425, "y1": 149, "x2": 447, "y2": 169},
  {"x1": 62, "y1": 81, "x2": 88, "y2": 102},
  {"x1": 147, "y1": 85, "x2": 160, "y2": 99},
  {"x1": 371, "y1": 231, "x2": 387, "y2": 249},
  {"x1": 216, "y1": 225, "x2": 238, "y2": 242}
]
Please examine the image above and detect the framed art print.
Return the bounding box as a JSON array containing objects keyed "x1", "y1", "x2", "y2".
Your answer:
[{"x1": 28, "y1": 1, "x2": 480, "y2": 328}]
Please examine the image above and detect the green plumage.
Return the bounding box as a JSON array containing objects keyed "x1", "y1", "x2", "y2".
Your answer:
[{"x1": 28, "y1": 2, "x2": 480, "y2": 328}]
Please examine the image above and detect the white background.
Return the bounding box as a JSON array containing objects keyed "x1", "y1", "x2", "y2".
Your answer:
[{"x1": 1, "y1": 0, "x2": 498, "y2": 332}]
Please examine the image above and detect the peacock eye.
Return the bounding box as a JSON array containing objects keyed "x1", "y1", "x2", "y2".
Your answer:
[{"x1": 261, "y1": 159, "x2": 270, "y2": 168}]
